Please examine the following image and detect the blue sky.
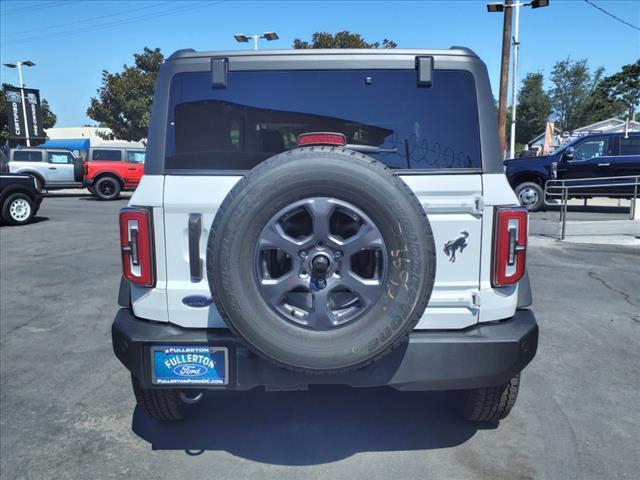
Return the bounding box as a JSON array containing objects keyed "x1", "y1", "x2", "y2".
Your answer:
[{"x1": 1, "y1": 0, "x2": 638, "y2": 127}]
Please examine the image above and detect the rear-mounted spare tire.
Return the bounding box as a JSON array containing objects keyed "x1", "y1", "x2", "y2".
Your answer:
[
  {"x1": 73, "y1": 157, "x2": 84, "y2": 182},
  {"x1": 207, "y1": 147, "x2": 436, "y2": 374}
]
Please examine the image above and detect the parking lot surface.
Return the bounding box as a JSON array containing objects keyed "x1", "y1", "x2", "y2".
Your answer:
[{"x1": 1, "y1": 194, "x2": 639, "y2": 480}]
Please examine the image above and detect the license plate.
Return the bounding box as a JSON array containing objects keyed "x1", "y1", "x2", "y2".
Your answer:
[{"x1": 151, "y1": 346, "x2": 228, "y2": 385}]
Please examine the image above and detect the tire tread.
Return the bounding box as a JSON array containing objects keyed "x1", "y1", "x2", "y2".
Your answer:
[
  {"x1": 461, "y1": 374, "x2": 520, "y2": 422},
  {"x1": 130, "y1": 375, "x2": 187, "y2": 421},
  {"x1": 208, "y1": 146, "x2": 436, "y2": 375}
]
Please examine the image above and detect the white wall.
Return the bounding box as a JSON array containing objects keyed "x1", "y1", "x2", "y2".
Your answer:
[{"x1": 44, "y1": 126, "x2": 145, "y2": 148}]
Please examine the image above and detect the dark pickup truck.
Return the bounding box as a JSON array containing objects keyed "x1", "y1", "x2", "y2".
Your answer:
[
  {"x1": 0, "y1": 173, "x2": 43, "y2": 225},
  {"x1": 505, "y1": 132, "x2": 640, "y2": 211}
]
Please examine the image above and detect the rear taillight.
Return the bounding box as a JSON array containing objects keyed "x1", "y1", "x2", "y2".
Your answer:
[
  {"x1": 119, "y1": 208, "x2": 155, "y2": 287},
  {"x1": 492, "y1": 207, "x2": 528, "y2": 287}
]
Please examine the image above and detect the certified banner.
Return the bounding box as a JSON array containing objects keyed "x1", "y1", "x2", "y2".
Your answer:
[{"x1": 3, "y1": 85, "x2": 45, "y2": 141}]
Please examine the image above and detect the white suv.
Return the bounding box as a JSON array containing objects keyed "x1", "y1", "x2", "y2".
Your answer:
[
  {"x1": 8, "y1": 148, "x2": 84, "y2": 190},
  {"x1": 112, "y1": 48, "x2": 538, "y2": 423}
]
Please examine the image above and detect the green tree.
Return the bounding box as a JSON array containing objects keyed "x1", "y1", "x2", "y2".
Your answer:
[
  {"x1": 1, "y1": 84, "x2": 57, "y2": 144},
  {"x1": 597, "y1": 59, "x2": 640, "y2": 121},
  {"x1": 514, "y1": 73, "x2": 552, "y2": 144},
  {"x1": 549, "y1": 58, "x2": 606, "y2": 130},
  {"x1": 87, "y1": 47, "x2": 163, "y2": 142},
  {"x1": 293, "y1": 31, "x2": 397, "y2": 49},
  {"x1": 576, "y1": 81, "x2": 627, "y2": 126}
]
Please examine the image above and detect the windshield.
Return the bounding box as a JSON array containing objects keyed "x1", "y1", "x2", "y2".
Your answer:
[{"x1": 165, "y1": 69, "x2": 482, "y2": 171}]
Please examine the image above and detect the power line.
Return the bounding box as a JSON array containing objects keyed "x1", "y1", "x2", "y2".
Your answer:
[
  {"x1": 2, "y1": 1, "x2": 220, "y2": 45},
  {"x1": 583, "y1": 0, "x2": 640, "y2": 31},
  {"x1": 1, "y1": 1, "x2": 173, "y2": 39},
  {"x1": 1, "y1": 1, "x2": 77, "y2": 16}
]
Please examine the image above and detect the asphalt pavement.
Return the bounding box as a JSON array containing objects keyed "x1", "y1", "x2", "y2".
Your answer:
[{"x1": 1, "y1": 193, "x2": 639, "y2": 480}]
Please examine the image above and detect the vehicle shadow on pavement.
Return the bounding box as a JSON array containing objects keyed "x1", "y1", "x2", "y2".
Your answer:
[
  {"x1": 132, "y1": 386, "x2": 489, "y2": 464},
  {"x1": 0, "y1": 216, "x2": 49, "y2": 227},
  {"x1": 77, "y1": 197, "x2": 131, "y2": 202}
]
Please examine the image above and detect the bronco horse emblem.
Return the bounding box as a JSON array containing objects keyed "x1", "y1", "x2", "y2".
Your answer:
[{"x1": 443, "y1": 231, "x2": 469, "y2": 263}]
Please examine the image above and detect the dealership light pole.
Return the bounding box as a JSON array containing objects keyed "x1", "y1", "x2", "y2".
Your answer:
[
  {"x1": 487, "y1": 0, "x2": 549, "y2": 159},
  {"x1": 234, "y1": 32, "x2": 279, "y2": 50},
  {"x1": 3, "y1": 60, "x2": 35, "y2": 147}
]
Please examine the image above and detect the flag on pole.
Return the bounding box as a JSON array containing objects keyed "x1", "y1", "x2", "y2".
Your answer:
[{"x1": 543, "y1": 114, "x2": 556, "y2": 155}]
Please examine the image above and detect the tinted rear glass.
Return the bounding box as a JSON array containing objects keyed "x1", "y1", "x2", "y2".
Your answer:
[
  {"x1": 92, "y1": 149, "x2": 121, "y2": 161},
  {"x1": 127, "y1": 151, "x2": 146, "y2": 163},
  {"x1": 620, "y1": 136, "x2": 640, "y2": 156},
  {"x1": 165, "y1": 70, "x2": 481, "y2": 171},
  {"x1": 13, "y1": 151, "x2": 42, "y2": 162}
]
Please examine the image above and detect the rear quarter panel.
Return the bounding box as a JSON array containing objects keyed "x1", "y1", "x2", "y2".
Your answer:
[{"x1": 86, "y1": 161, "x2": 143, "y2": 187}]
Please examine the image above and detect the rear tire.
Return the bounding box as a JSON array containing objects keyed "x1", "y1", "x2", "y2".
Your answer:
[
  {"x1": 130, "y1": 375, "x2": 202, "y2": 422},
  {"x1": 2, "y1": 193, "x2": 35, "y2": 225},
  {"x1": 458, "y1": 374, "x2": 520, "y2": 422},
  {"x1": 515, "y1": 182, "x2": 544, "y2": 212},
  {"x1": 93, "y1": 176, "x2": 121, "y2": 200}
]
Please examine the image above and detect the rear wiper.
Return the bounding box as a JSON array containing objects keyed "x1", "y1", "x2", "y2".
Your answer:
[{"x1": 345, "y1": 144, "x2": 398, "y2": 154}]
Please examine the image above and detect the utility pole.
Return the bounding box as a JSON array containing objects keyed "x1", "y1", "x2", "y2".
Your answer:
[
  {"x1": 489, "y1": 0, "x2": 549, "y2": 159},
  {"x1": 497, "y1": 0, "x2": 513, "y2": 159},
  {"x1": 509, "y1": 0, "x2": 521, "y2": 160}
]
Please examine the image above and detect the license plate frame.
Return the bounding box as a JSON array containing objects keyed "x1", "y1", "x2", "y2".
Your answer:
[{"x1": 150, "y1": 345, "x2": 228, "y2": 386}]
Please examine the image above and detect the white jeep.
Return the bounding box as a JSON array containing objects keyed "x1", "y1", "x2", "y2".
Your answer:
[{"x1": 112, "y1": 48, "x2": 538, "y2": 423}]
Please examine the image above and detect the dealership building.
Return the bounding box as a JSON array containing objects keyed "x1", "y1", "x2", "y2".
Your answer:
[{"x1": 44, "y1": 126, "x2": 144, "y2": 148}]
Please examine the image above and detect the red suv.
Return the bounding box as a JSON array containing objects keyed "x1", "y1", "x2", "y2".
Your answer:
[{"x1": 85, "y1": 147, "x2": 145, "y2": 200}]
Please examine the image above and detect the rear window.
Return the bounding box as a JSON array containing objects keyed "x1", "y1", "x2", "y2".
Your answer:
[
  {"x1": 620, "y1": 136, "x2": 640, "y2": 156},
  {"x1": 48, "y1": 152, "x2": 74, "y2": 164},
  {"x1": 13, "y1": 151, "x2": 42, "y2": 162},
  {"x1": 92, "y1": 149, "x2": 121, "y2": 161},
  {"x1": 165, "y1": 69, "x2": 481, "y2": 171},
  {"x1": 127, "y1": 151, "x2": 146, "y2": 163}
]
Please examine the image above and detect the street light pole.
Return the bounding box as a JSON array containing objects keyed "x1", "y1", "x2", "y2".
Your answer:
[
  {"x1": 234, "y1": 32, "x2": 279, "y2": 50},
  {"x1": 509, "y1": 0, "x2": 521, "y2": 160}
]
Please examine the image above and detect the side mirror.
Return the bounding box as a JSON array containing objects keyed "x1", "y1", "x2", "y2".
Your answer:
[{"x1": 562, "y1": 147, "x2": 575, "y2": 162}]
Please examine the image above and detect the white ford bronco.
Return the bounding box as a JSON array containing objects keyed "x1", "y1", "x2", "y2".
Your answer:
[{"x1": 112, "y1": 48, "x2": 538, "y2": 423}]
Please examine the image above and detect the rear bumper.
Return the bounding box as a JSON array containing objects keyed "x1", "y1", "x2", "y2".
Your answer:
[{"x1": 112, "y1": 308, "x2": 538, "y2": 391}]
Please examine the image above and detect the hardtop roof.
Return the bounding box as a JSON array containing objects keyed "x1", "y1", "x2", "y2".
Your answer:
[{"x1": 167, "y1": 47, "x2": 479, "y2": 61}]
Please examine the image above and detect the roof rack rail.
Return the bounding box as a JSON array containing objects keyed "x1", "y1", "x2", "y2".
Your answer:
[
  {"x1": 449, "y1": 46, "x2": 478, "y2": 57},
  {"x1": 168, "y1": 49, "x2": 196, "y2": 59}
]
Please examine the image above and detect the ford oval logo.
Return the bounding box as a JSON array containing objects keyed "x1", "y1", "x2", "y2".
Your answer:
[
  {"x1": 173, "y1": 364, "x2": 208, "y2": 377},
  {"x1": 182, "y1": 295, "x2": 213, "y2": 308}
]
